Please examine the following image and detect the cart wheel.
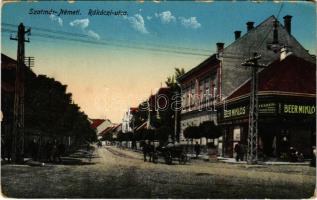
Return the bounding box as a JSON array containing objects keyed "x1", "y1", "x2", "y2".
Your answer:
[
  {"x1": 179, "y1": 154, "x2": 187, "y2": 164},
  {"x1": 153, "y1": 152, "x2": 158, "y2": 164}
]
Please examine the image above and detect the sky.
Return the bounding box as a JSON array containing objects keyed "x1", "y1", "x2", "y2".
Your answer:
[{"x1": 1, "y1": 1, "x2": 316, "y2": 123}]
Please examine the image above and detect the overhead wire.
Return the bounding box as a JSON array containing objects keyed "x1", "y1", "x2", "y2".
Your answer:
[
  {"x1": 2, "y1": 29, "x2": 210, "y2": 57},
  {"x1": 2, "y1": 22, "x2": 212, "y2": 57}
]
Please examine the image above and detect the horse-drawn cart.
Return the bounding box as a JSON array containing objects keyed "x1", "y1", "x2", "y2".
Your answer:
[{"x1": 153, "y1": 143, "x2": 188, "y2": 165}]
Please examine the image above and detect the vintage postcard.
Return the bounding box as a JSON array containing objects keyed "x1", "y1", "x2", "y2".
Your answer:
[{"x1": 1, "y1": 0, "x2": 316, "y2": 199}]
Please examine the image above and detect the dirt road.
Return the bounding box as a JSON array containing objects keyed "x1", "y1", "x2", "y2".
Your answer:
[{"x1": 1, "y1": 146, "x2": 315, "y2": 198}]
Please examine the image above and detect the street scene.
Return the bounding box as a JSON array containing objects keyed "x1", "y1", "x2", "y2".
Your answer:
[{"x1": 1, "y1": 1, "x2": 316, "y2": 199}]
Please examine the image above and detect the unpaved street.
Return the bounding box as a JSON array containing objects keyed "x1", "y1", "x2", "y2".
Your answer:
[{"x1": 1, "y1": 146, "x2": 316, "y2": 198}]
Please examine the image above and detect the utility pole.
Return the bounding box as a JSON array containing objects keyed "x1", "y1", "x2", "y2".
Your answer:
[
  {"x1": 10, "y1": 23, "x2": 31, "y2": 163},
  {"x1": 242, "y1": 52, "x2": 266, "y2": 164}
]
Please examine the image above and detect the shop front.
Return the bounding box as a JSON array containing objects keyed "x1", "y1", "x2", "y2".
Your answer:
[{"x1": 217, "y1": 96, "x2": 316, "y2": 159}]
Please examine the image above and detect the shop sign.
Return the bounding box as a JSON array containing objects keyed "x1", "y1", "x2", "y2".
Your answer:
[
  {"x1": 259, "y1": 102, "x2": 276, "y2": 114},
  {"x1": 224, "y1": 106, "x2": 246, "y2": 119},
  {"x1": 282, "y1": 104, "x2": 315, "y2": 115}
]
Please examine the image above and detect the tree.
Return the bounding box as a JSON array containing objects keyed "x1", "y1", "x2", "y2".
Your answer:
[
  {"x1": 183, "y1": 126, "x2": 201, "y2": 139},
  {"x1": 164, "y1": 68, "x2": 186, "y2": 142},
  {"x1": 165, "y1": 68, "x2": 185, "y2": 89},
  {"x1": 156, "y1": 125, "x2": 172, "y2": 144},
  {"x1": 24, "y1": 74, "x2": 96, "y2": 145},
  {"x1": 199, "y1": 121, "x2": 223, "y2": 139}
]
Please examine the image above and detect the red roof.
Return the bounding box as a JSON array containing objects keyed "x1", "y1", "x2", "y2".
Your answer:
[
  {"x1": 90, "y1": 119, "x2": 105, "y2": 129},
  {"x1": 227, "y1": 55, "x2": 316, "y2": 101},
  {"x1": 100, "y1": 123, "x2": 121, "y2": 136},
  {"x1": 100, "y1": 126, "x2": 113, "y2": 136},
  {"x1": 130, "y1": 107, "x2": 138, "y2": 113}
]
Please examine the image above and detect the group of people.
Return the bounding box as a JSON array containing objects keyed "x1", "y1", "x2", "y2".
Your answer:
[
  {"x1": 1, "y1": 137, "x2": 66, "y2": 163},
  {"x1": 142, "y1": 141, "x2": 155, "y2": 162},
  {"x1": 29, "y1": 139, "x2": 65, "y2": 163}
]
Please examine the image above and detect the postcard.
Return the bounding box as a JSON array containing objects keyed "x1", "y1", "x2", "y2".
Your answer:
[{"x1": 1, "y1": 0, "x2": 316, "y2": 199}]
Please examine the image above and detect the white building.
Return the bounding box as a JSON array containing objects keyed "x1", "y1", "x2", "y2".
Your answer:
[{"x1": 122, "y1": 107, "x2": 138, "y2": 133}]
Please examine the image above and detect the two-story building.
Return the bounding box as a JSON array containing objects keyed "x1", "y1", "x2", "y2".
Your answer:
[
  {"x1": 217, "y1": 54, "x2": 315, "y2": 158},
  {"x1": 177, "y1": 15, "x2": 315, "y2": 150},
  {"x1": 177, "y1": 53, "x2": 220, "y2": 144}
]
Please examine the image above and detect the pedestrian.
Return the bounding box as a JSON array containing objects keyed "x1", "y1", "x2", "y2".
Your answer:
[
  {"x1": 239, "y1": 143, "x2": 245, "y2": 161},
  {"x1": 51, "y1": 140, "x2": 58, "y2": 163},
  {"x1": 45, "y1": 140, "x2": 53, "y2": 162},
  {"x1": 194, "y1": 142, "x2": 201, "y2": 158},
  {"x1": 142, "y1": 141, "x2": 148, "y2": 162},
  {"x1": 30, "y1": 138, "x2": 38, "y2": 161},
  {"x1": 234, "y1": 142, "x2": 241, "y2": 161},
  {"x1": 148, "y1": 143, "x2": 154, "y2": 162},
  {"x1": 57, "y1": 143, "x2": 65, "y2": 163}
]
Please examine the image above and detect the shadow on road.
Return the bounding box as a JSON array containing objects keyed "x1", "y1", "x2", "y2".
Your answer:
[{"x1": 1, "y1": 149, "x2": 98, "y2": 166}]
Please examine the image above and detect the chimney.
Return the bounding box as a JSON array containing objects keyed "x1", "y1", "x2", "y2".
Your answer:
[
  {"x1": 234, "y1": 31, "x2": 241, "y2": 40},
  {"x1": 283, "y1": 15, "x2": 292, "y2": 34},
  {"x1": 246, "y1": 21, "x2": 254, "y2": 32},
  {"x1": 216, "y1": 42, "x2": 224, "y2": 53},
  {"x1": 273, "y1": 19, "x2": 278, "y2": 44}
]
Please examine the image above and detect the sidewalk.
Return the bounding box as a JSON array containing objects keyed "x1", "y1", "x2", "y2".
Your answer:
[
  {"x1": 107, "y1": 145, "x2": 311, "y2": 166},
  {"x1": 217, "y1": 156, "x2": 310, "y2": 165}
]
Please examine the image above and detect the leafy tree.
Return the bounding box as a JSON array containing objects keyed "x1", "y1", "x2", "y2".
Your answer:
[
  {"x1": 156, "y1": 125, "x2": 171, "y2": 144},
  {"x1": 199, "y1": 121, "x2": 223, "y2": 139},
  {"x1": 165, "y1": 68, "x2": 185, "y2": 142},
  {"x1": 165, "y1": 68, "x2": 185, "y2": 89},
  {"x1": 24, "y1": 73, "x2": 96, "y2": 144},
  {"x1": 183, "y1": 126, "x2": 201, "y2": 139}
]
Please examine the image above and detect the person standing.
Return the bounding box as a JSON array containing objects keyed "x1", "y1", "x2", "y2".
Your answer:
[
  {"x1": 239, "y1": 143, "x2": 245, "y2": 161},
  {"x1": 234, "y1": 142, "x2": 241, "y2": 161},
  {"x1": 142, "y1": 141, "x2": 148, "y2": 162},
  {"x1": 194, "y1": 142, "x2": 201, "y2": 158},
  {"x1": 30, "y1": 139, "x2": 38, "y2": 161}
]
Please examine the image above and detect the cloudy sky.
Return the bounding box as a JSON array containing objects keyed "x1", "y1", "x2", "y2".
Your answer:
[{"x1": 1, "y1": 1, "x2": 315, "y2": 123}]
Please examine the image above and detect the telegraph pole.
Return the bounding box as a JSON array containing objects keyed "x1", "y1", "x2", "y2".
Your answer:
[
  {"x1": 242, "y1": 52, "x2": 266, "y2": 164},
  {"x1": 10, "y1": 23, "x2": 31, "y2": 163}
]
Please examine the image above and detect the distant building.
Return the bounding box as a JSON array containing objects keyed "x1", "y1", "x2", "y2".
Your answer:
[
  {"x1": 100, "y1": 123, "x2": 122, "y2": 142},
  {"x1": 89, "y1": 118, "x2": 112, "y2": 139}
]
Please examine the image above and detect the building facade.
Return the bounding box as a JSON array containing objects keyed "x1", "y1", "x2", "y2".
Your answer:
[
  {"x1": 177, "y1": 14, "x2": 315, "y2": 150},
  {"x1": 217, "y1": 55, "x2": 316, "y2": 158},
  {"x1": 178, "y1": 54, "x2": 220, "y2": 144}
]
